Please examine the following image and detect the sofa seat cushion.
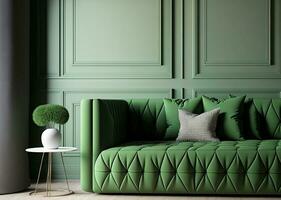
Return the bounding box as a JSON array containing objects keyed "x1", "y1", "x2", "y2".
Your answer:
[{"x1": 94, "y1": 140, "x2": 281, "y2": 194}]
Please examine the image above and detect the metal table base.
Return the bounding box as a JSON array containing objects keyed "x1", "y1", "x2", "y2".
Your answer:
[{"x1": 30, "y1": 152, "x2": 73, "y2": 197}]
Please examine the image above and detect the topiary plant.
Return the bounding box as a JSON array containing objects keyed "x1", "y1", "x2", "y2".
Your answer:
[{"x1": 32, "y1": 104, "x2": 69, "y2": 128}]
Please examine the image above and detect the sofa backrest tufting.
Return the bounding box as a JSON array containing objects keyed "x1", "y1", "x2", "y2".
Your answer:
[
  {"x1": 126, "y1": 98, "x2": 281, "y2": 140},
  {"x1": 126, "y1": 99, "x2": 167, "y2": 140},
  {"x1": 245, "y1": 98, "x2": 281, "y2": 139}
]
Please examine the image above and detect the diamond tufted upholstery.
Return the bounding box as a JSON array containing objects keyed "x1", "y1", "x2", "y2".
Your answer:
[
  {"x1": 95, "y1": 140, "x2": 281, "y2": 194},
  {"x1": 127, "y1": 99, "x2": 167, "y2": 140},
  {"x1": 81, "y1": 98, "x2": 281, "y2": 194},
  {"x1": 250, "y1": 99, "x2": 281, "y2": 139}
]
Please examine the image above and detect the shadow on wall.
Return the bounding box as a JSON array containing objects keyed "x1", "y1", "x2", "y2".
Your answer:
[{"x1": 29, "y1": 0, "x2": 49, "y2": 181}]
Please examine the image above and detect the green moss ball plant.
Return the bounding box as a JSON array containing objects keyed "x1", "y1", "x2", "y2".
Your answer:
[
  {"x1": 33, "y1": 104, "x2": 69, "y2": 148},
  {"x1": 32, "y1": 104, "x2": 69, "y2": 128}
]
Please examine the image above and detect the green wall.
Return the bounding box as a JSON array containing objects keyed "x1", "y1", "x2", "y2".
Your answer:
[{"x1": 30, "y1": 0, "x2": 281, "y2": 179}]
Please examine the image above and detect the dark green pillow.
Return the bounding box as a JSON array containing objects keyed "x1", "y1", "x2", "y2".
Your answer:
[
  {"x1": 163, "y1": 97, "x2": 202, "y2": 139},
  {"x1": 202, "y1": 95, "x2": 246, "y2": 140},
  {"x1": 245, "y1": 99, "x2": 262, "y2": 139},
  {"x1": 229, "y1": 95, "x2": 262, "y2": 139}
]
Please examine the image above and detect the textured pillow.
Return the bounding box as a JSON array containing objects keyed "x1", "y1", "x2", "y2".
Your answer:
[
  {"x1": 177, "y1": 108, "x2": 220, "y2": 141},
  {"x1": 202, "y1": 95, "x2": 246, "y2": 140},
  {"x1": 163, "y1": 97, "x2": 202, "y2": 139}
]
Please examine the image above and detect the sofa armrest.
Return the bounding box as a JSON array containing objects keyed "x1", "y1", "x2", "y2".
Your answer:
[{"x1": 80, "y1": 99, "x2": 128, "y2": 192}]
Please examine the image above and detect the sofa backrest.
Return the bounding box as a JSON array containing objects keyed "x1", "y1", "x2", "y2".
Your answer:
[
  {"x1": 244, "y1": 98, "x2": 281, "y2": 139},
  {"x1": 126, "y1": 98, "x2": 281, "y2": 140},
  {"x1": 126, "y1": 99, "x2": 167, "y2": 140}
]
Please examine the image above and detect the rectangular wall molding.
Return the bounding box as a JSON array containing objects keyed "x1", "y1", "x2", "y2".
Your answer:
[
  {"x1": 191, "y1": 0, "x2": 281, "y2": 79},
  {"x1": 202, "y1": 0, "x2": 272, "y2": 66},
  {"x1": 192, "y1": 88, "x2": 281, "y2": 98},
  {"x1": 72, "y1": 0, "x2": 163, "y2": 66},
  {"x1": 60, "y1": 0, "x2": 173, "y2": 78}
]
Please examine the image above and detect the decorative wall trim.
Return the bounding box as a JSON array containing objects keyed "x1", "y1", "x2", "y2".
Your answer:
[
  {"x1": 63, "y1": 88, "x2": 174, "y2": 97},
  {"x1": 182, "y1": 88, "x2": 194, "y2": 99},
  {"x1": 191, "y1": 0, "x2": 199, "y2": 78},
  {"x1": 72, "y1": 0, "x2": 162, "y2": 66},
  {"x1": 192, "y1": 88, "x2": 281, "y2": 98},
  {"x1": 181, "y1": 88, "x2": 185, "y2": 99},
  {"x1": 202, "y1": 0, "x2": 272, "y2": 66},
  {"x1": 71, "y1": 103, "x2": 79, "y2": 148},
  {"x1": 180, "y1": 0, "x2": 185, "y2": 79},
  {"x1": 60, "y1": 0, "x2": 173, "y2": 78},
  {"x1": 59, "y1": 0, "x2": 64, "y2": 77},
  {"x1": 191, "y1": 0, "x2": 281, "y2": 79}
]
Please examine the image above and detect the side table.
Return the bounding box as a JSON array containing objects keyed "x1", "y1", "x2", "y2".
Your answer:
[{"x1": 26, "y1": 147, "x2": 77, "y2": 197}]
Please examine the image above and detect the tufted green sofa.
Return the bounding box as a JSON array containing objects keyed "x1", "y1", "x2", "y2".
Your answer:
[{"x1": 80, "y1": 98, "x2": 281, "y2": 194}]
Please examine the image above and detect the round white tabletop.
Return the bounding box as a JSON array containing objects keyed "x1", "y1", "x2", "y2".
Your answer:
[{"x1": 26, "y1": 147, "x2": 77, "y2": 153}]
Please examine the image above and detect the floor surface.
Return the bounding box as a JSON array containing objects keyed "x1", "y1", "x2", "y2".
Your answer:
[{"x1": 1, "y1": 180, "x2": 280, "y2": 200}]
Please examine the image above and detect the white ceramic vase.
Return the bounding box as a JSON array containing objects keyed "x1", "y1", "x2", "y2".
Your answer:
[{"x1": 41, "y1": 128, "x2": 61, "y2": 149}]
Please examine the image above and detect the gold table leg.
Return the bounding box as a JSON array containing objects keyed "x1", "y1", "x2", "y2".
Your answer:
[
  {"x1": 33, "y1": 152, "x2": 45, "y2": 194},
  {"x1": 46, "y1": 153, "x2": 52, "y2": 197},
  {"x1": 60, "y1": 152, "x2": 72, "y2": 193}
]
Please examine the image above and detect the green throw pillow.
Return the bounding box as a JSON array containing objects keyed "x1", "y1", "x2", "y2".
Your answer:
[
  {"x1": 229, "y1": 95, "x2": 262, "y2": 139},
  {"x1": 163, "y1": 97, "x2": 202, "y2": 139},
  {"x1": 202, "y1": 95, "x2": 246, "y2": 140}
]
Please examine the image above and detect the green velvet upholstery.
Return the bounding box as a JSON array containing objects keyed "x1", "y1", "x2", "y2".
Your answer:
[
  {"x1": 95, "y1": 140, "x2": 281, "y2": 194},
  {"x1": 251, "y1": 99, "x2": 281, "y2": 139},
  {"x1": 81, "y1": 98, "x2": 281, "y2": 194},
  {"x1": 81, "y1": 99, "x2": 129, "y2": 191},
  {"x1": 127, "y1": 99, "x2": 167, "y2": 140},
  {"x1": 202, "y1": 96, "x2": 246, "y2": 140}
]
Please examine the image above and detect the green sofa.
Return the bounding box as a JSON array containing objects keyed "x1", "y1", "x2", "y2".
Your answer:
[{"x1": 80, "y1": 98, "x2": 281, "y2": 194}]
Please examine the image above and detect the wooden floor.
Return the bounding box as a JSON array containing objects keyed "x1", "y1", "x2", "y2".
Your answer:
[{"x1": 1, "y1": 180, "x2": 280, "y2": 200}]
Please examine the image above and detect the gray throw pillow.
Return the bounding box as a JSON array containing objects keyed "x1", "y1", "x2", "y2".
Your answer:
[{"x1": 176, "y1": 108, "x2": 220, "y2": 141}]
